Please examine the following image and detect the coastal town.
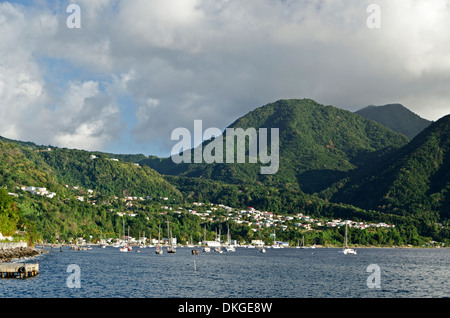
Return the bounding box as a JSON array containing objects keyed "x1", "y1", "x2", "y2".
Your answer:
[{"x1": 4, "y1": 181, "x2": 397, "y2": 248}]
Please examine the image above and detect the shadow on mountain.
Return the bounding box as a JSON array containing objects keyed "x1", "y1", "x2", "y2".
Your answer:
[{"x1": 297, "y1": 169, "x2": 349, "y2": 194}]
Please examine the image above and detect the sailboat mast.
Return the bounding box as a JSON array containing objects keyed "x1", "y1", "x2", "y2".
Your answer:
[
  {"x1": 344, "y1": 222, "x2": 348, "y2": 248},
  {"x1": 122, "y1": 217, "x2": 125, "y2": 244}
]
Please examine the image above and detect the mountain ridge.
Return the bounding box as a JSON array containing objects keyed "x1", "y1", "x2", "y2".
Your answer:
[
  {"x1": 142, "y1": 99, "x2": 410, "y2": 194},
  {"x1": 355, "y1": 103, "x2": 432, "y2": 139},
  {"x1": 1, "y1": 98, "x2": 449, "y2": 245},
  {"x1": 332, "y1": 114, "x2": 450, "y2": 222}
]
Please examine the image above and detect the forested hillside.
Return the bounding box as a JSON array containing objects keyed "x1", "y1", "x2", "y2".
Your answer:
[
  {"x1": 331, "y1": 115, "x2": 450, "y2": 242},
  {"x1": 0, "y1": 99, "x2": 448, "y2": 246},
  {"x1": 142, "y1": 99, "x2": 410, "y2": 194}
]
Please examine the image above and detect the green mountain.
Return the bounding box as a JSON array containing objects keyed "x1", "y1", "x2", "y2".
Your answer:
[
  {"x1": 355, "y1": 104, "x2": 432, "y2": 139},
  {"x1": 38, "y1": 149, "x2": 181, "y2": 198},
  {"x1": 143, "y1": 99, "x2": 410, "y2": 194},
  {"x1": 332, "y1": 115, "x2": 450, "y2": 239},
  {"x1": 0, "y1": 138, "x2": 182, "y2": 242},
  {"x1": 1, "y1": 99, "x2": 448, "y2": 246},
  {"x1": 0, "y1": 140, "x2": 63, "y2": 194},
  {"x1": 0, "y1": 138, "x2": 181, "y2": 199}
]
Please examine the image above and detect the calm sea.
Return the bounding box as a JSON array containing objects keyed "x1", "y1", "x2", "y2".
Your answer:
[{"x1": 1, "y1": 246, "x2": 448, "y2": 298}]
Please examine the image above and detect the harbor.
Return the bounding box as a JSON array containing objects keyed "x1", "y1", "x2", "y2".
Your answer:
[{"x1": 0, "y1": 245, "x2": 448, "y2": 298}]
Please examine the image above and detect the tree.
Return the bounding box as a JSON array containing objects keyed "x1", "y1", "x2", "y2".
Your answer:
[{"x1": 0, "y1": 188, "x2": 20, "y2": 236}]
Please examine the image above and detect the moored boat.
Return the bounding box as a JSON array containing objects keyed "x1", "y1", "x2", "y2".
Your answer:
[{"x1": 339, "y1": 222, "x2": 357, "y2": 255}]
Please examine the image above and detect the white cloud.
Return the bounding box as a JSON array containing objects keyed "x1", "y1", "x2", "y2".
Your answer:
[
  {"x1": 0, "y1": 2, "x2": 48, "y2": 140},
  {"x1": 1, "y1": 0, "x2": 450, "y2": 156},
  {"x1": 0, "y1": 2, "x2": 121, "y2": 150}
]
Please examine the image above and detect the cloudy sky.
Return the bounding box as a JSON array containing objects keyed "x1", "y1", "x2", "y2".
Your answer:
[{"x1": 1, "y1": 0, "x2": 449, "y2": 157}]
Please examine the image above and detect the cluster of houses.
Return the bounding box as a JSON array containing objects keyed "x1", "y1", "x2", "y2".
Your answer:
[
  {"x1": 17, "y1": 186, "x2": 57, "y2": 199},
  {"x1": 9, "y1": 179, "x2": 395, "y2": 246},
  {"x1": 182, "y1": 204, "x2": 395, "y2": 232},
  {"x1": 8, "y1": 180, "x2": 396, "y2": 235}
]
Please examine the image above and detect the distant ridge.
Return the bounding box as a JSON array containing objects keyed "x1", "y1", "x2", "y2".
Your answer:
[
  {"x1": 143, "y1": 99, "x2": 410, "y2": 194},
  {"x1": 332, "y1": 114, "x2": 450, "y2": 220},
  {"x1": 355, "y1": 103, "x2": 432, "y2": 139}
]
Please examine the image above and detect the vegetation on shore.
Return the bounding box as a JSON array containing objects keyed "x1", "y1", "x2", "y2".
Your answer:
[{"x1": 1, "y1": 99, "x2": 449, "y2": 248}]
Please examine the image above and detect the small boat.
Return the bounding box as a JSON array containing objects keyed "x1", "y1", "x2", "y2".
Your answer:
[
  {"x1": 259, "y1": 246, "x2": 266, "y2": 253},
  {"x1": 340, "y1": 248, "x2": 357, "y2": 255},
  {"x1": 119, "y1": 246, "x2": 128, "y2": 252},
  {"x1": 225, "y1": 246, "x2": 235, "y2": 252},
  {"x1": 155, "y1": 246, "x2": 163, "y2": 254},
  {"x1": 339, "y1": 222, "x2": 357, "y2": 255},
  {"x1": 202, "y1": 246, "x2": 211, "y2": 252}
]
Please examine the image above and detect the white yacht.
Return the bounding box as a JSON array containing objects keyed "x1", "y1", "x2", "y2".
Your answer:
[
  {"x1": 225, "y1": 227, "x2": 235, "y2": 252},
  {"x1": 339, "y1": 222, "x2": 357, "y2": 255}
]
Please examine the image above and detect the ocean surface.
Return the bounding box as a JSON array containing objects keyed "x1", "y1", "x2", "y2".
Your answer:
[{"x1": 1, "y1": 246, "x2": 448, "y2": 298}]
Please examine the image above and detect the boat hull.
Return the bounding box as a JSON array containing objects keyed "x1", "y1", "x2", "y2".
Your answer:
[{"x1": 339, "y1": 248, "x2": 357, "y2": 255}]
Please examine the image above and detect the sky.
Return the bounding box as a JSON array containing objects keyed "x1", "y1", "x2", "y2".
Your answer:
[{"x1": 1, "y1": 0, "x2": 450, "y2": 157}]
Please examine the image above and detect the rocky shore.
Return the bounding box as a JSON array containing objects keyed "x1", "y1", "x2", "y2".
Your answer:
[{"x1": 0, "y1": 247, "x2": 46, "y2": 263}]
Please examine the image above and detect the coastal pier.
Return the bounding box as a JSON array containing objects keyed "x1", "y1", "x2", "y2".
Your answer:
[{"x1": 0, "y1": 263, "x2": 39, "y2": 279}]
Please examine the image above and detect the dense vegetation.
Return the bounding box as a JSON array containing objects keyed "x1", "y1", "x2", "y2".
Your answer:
[
  {"x1": 143, "y1": 99, "x2": 409, "y2": 194},
  {"x1": 0, "y1": 99, "x2": 448, "y2": 247},
  {"x1": 331, "y1": 115, "x2": 450, "y2": 243},
  {"x1": 39, "y1": 149, "x2": 181, "y2": 199}
]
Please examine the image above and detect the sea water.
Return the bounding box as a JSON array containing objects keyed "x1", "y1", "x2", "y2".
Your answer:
[{"x1": 0, "y1": 247, "x2": 448, "y2": 298}]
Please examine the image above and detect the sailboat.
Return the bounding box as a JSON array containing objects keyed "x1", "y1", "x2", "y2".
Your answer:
[
  {"x1": 225, "y1": 227, "x2": 235, "y2": 252},
  {"x1": 147, "y1": 231, "x2": 154, "y2": 248},
  {"x1": 119, "y1": 218, "x2": 128, "y2": 252},
  {"x1": 138, "y1": 231, "x2": 147, "y2": 249},
  {"x1": 155, "y1": 224, "x2": 163, "y2": 254},
  {"x1": 166, "y1": 220, "x2": 176, "y2": 254},
  {"x1": 186, "y1": 235, "x2": 194, "y2": 248},
  {"x1": 127, "y1": 226, "x2": 132, "y2": 251},
  {"x1": 202, "y1": 225, "x2": 211, "y2": 252},
  {"x1": 258, "y1": 226, "x2": 266, "y2": 253},
  {"x1": 300, "y1": 236, "x2": 306, "y2": 249},
  {"x1": 339, "y1": 222, "x2": 357, "y2": 255},
  {"x1": 308, "y1": 234, "x2": 316, "y2": 249},
  {"x1": 214, "y1": 227, "x2": 223, "y2": 253}
]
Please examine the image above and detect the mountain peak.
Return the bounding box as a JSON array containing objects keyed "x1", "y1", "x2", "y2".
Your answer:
[{"x1": 355, "y1": 103, "x2": 432, "y2": 139}]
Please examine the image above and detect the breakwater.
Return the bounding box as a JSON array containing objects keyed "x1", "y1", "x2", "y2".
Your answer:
[{"x1": 0, "y1": 244, "x2": 45, "y2": 263}]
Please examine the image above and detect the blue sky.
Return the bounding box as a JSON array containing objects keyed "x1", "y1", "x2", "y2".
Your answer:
[{"x1": 1, "y1": 0, "x2": 449, "y2": 157}]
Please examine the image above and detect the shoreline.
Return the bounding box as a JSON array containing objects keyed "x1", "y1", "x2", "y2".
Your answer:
[{"x1": 0, "y1": 247, "x2": 47, "y2": 263}]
